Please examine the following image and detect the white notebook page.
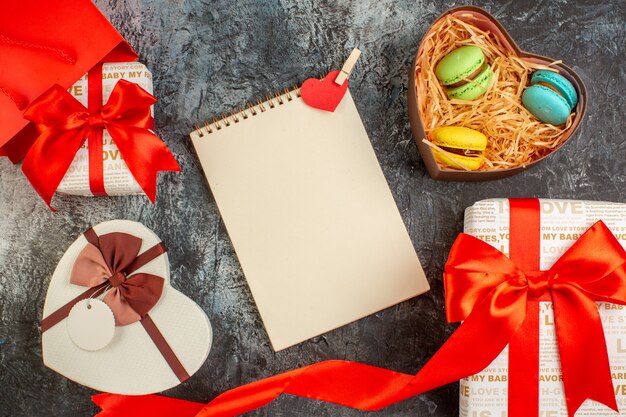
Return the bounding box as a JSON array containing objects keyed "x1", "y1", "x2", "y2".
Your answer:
[{"x1": 190, "y1": 90, "x2": 429, "y2": 351}]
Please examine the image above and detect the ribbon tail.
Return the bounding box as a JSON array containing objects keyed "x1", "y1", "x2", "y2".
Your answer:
[
  {"x1": 107, "y1": 125, "x2": 180, "y2": 203},
  {"x1": 192, "y1": 285, "x2": 529, "y2": 416},
  {"x1": 379, "y1": 284, "x2": 529, "y2": 406},
  {"x1": 203, "y1": 361, "x2": 428, "y2": 417},
  {"x1": 22, "y1": 128, "x2": 88, "y2": 209},
  {"x1": 553, "y1": 286, "x2": 619, "y2": 416},
  {"x1": 92, "y1": 283, "x2": 528, "y2": 417},
  {"x1": 93, "y1": 394, "x2": 203, "y2": 417},
  {"x1": 22, "y1": 85, "x2": 93, "y2": 209},
  {"x1": 199, "y1": 365, "x2": 317, "y2": 416}
]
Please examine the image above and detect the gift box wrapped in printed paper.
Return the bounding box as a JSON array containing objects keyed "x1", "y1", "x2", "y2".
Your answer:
[
  {"x1": 459, "y1": 199, "x2": 626, "y2": 417},
  {"x1": 57, "y1": 62, "x2": 154, "y2": 196},
  {"x1": 21, "y1": 61, "x2": 180, "y2": 208}
]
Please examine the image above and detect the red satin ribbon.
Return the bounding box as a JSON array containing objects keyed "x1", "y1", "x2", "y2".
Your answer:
[
  {"x1": 22, "y1": 79, "x2": 180, "y2": 209},
  {"x1": 508, "y1": 198, "x2": 541, "y2": 417},
  {"x1": 94, "y1": 199, "x2": 626, "y2": 417},
  {"x1": 87, "y1": 63, "x2": 107, "y2": 197}
]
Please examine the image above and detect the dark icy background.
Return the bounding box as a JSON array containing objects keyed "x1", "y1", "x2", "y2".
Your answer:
[{"x1": 0, "y1": 0, "x2": 624, "y2": 416}]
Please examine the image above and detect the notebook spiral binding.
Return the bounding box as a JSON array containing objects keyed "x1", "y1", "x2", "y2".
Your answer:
[{"x1": 193, "y1": 85, "x2": 302, "y2": 138}]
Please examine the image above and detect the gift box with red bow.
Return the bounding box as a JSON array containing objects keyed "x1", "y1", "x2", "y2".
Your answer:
[
  {"x1": 55, "y1": 62, "x2": 159, "y2": 196},
  {"x1": 22, "y1": 63, "x2": 180, "y2": 209},
  {"x1": 457, "y1": 199, "x2": 626, "y2": 416}
]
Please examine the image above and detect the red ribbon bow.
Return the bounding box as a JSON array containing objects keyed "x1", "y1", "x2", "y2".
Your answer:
[
  {"x1": 22, "y1": 79, "x2": 180, "y2": 208},
  {"x1": 93, "y1": 203, "x2": 626, "y2": 417},
  {"x1": 445, "y1": 221, "x2": 626, "y2": 416},
  {"x1": 70, "y1": 231, "x2": 165, "y2": 325}
]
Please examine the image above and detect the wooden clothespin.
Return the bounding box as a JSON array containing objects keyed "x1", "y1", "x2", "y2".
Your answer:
[{"x1": 334, "y1": 48, "x2": 361, "y2": 86}]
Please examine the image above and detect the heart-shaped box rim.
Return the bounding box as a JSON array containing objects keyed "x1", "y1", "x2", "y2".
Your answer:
[
  {"x1": 407, "y1": 5, "x2": 588, "y2": 181},
  {"x1": 41, "y1": 219, "x2": 213, "y2": 395}
]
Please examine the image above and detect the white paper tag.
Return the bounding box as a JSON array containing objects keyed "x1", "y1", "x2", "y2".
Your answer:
[{"x1": 66, "y1": 299, "x2": 115, "y2": 351}]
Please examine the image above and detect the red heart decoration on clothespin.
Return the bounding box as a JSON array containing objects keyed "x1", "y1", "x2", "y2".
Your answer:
[{"x1": 300, "y1": 70, "x2": 349, "y2": 112}]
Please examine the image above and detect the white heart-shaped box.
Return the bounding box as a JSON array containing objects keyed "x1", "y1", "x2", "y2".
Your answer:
[{"x1": 41, "y1": 220, "x2": 212, "y2": 394}]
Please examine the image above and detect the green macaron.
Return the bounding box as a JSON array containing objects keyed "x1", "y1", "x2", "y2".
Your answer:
[{"x1": 435, "y1": 45, "x2": 494, "y2": 101}]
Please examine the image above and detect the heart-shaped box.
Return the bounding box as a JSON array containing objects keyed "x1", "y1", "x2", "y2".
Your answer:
[
  {"x1": 408, "y1": 6, "x2": 587, "y2": 181},
  {"x1": 41, "y1": 220, "x2": 212, "y2": 395}
]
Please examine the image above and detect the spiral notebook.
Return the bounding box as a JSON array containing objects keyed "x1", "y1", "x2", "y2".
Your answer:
[{"x1": 190, "y1": 85, "x2": 429, "y2": 351}]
